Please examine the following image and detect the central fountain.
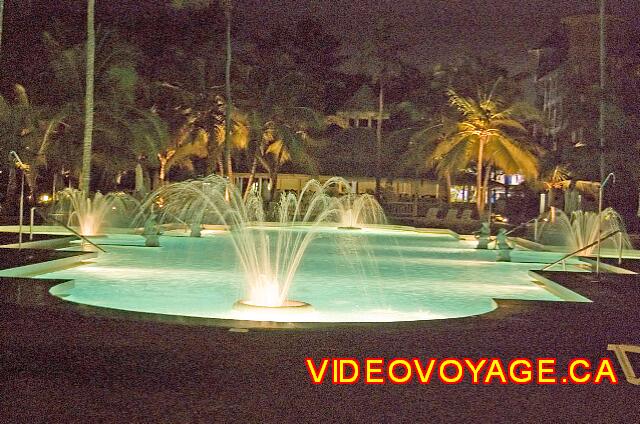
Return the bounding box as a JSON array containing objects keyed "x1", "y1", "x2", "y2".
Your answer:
[{"x1": 142, "y1": 175, "x2": 378, "y2": 311}]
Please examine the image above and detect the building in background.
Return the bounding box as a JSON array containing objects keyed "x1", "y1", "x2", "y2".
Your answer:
[
  {"x1": 326, "y1": 85, "x2": 390, "y2": 129},
  {"x1": 529, "y1": 14, "x2": 638, "y2": 151}
]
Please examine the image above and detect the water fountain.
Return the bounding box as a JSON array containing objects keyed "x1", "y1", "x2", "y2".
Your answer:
[
  {"x1": 538, "y1": 207, "x2": 631, "y2": 255},
  {"x1": 43, "y1": 176, "x2": 605, "y2": 324},
  {"x1": 44, "y1": 179, "x2": 605, "y2": 323},
  {"x1": 336, "y1": 193, "x2": 386, "y2": 229},
  {"x1": 56, "y1": 189, "x2": 119, "y2": 236},
  {"x1": 141, "y1": 175, "x2": 372, "y2": 310}
]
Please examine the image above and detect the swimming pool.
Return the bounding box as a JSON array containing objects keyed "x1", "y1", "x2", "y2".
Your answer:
[{"x1": 43, "y1": 228, "x2": 586, "y2": 323}]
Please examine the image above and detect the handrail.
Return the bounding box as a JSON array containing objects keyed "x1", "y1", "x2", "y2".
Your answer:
[
  {"x1": 504, "y1": 216, "x2": 540, "y2": 237},
  {"x1": 541, "y1": 229, "x2": 620, "y2": 271},
  {"x1": 36, "y1": 209, "x2": 107, "y2": 253},
  {"x1": 596, "y1": 172, "x2": 616, "y2": 274},
  {"x1": 159, "y1": 210, "x2": 189, "y2": 227}
]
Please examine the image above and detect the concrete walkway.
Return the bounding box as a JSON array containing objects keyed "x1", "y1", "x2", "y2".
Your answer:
[{"x1": 1, "y1": 267, "x2": 639, "y2": 422}]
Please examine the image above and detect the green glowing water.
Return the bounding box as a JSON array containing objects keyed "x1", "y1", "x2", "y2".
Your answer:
[{"x1": 44, "y1": 228, "x2": 585, "y2": 322}]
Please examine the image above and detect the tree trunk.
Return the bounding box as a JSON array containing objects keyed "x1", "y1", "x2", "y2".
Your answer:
[
  {"x1": 0, "y1": 0, "x2": 4, "y2": 57},
  {"x1": 79, "y1": 0, "x2": 95, "y2": 195},
  {"x1": 268, "y1": 146, "x2": 285, "y2": 202},
  {"x1": 243, "y1": 153, "x2": 259, "y2": 200},
  {"x1": 143, "y1": 166, "x2": 152, "y2": 192},
  {"x1": 158, "y1": 158, "x2": 167, "y2": 185},
  {"x1": 482, "y1": 163, "x2": 493, "y2": 214},
  {"x1": 476, "y1": 136, "x2": 486, "y2": 213},
  {"x1": 438, "y1": 171, "x2": 453, "y2": 203},
  {"x1": 206, "y1": 141, "x2": 222, "y2": 176},
  {"x1": 217, "y1": 156, "x2": 225, "y2": 177},
  {"x1": 375, "y1": 75, "x2": 384, "y2": 198},
  {"x1": 152, "y1": 170, "x2": 160, "y2": 190},
  {"x1": 548, "y1": 187, "x2": 556, "y2": 209},
  {"x1": 223, "y1": 0, "x2": 233, "y2": 182},
  {"x1": 269, "y1": 169, "x2": 278, "y2": 202},
  {"x1": 134, "y1": 162, "x2": 144, "y2": 193},
  {"x1": 30, "y1": 118, "x2": 59, "y2": 192}
]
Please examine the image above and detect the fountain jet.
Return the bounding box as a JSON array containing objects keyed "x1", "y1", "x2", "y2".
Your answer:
[
  {"x1": 336, "y1": 193, "x2": 386, "y2": 229},
  {"x1": 141, "y1": 175, "x2": 384, "y2": 309},
  {"x1": 56, "y1": 189, "x2": 127, "y2": 236},
  {"x1": 539, "y1": 207, "x2": 631, "y2": 255}
]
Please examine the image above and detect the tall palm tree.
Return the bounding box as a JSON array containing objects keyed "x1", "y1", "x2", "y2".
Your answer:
[
  {"x1": 431, "y1": 83, "x2": 540, "y2": 213},
  {"x1": 0, "y1": 0, "x2": 4, "y2": 58},
  {"x1": 173, "y1": 0, "x2": 234, "y2": 178},
  {"x1": 221, "y1": 0, "x2": 233, "y2": 181},
  {"x1": 352, "y1": 19, "x2": 406, "y2": 198},
  {"x1": 212, "y1": 108, "x2": 249, "y2": 174},
  {"x1": 80, "y1": 0, "x2": 95, "y2": 193},
  {"x1": 45, "y1": 29, "x2": 140, "y2": 189}
]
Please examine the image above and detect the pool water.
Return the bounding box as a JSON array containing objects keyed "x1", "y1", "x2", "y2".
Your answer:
[{"x1": 43, "y1": 228, "x2": 586, "y2": 322}]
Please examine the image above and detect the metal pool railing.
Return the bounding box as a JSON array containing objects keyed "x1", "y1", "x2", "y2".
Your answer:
[
  {"x1": 541, "y1": 229, "x2": 622, "y2": 272},
  {"x1": 36, "y1": 209, "x2": 106, "y2": 253}
]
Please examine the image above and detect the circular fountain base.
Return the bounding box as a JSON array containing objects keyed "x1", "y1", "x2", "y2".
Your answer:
[
  {"x1": 232, "y1": 299, "x2": 314, "y2": 314},
  {"x1": 337, "y1": 226, "x2": 362, "y2": 230}
]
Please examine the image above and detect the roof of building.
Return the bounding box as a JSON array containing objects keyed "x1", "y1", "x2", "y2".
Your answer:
[{"x1": 341, "y1": 85, "x2": 378, "y2": 112}]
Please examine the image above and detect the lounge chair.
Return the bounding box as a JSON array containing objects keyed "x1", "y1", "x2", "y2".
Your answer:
[
  {"x1": 424, "y1": 207, "x2": 440, "y2": 225},
  {"x1": 443, "y1": 209, "x2": 459, "y2": 225},
  {"x1": 459, "y1": 209, "x2": 474, "y2": 221}
]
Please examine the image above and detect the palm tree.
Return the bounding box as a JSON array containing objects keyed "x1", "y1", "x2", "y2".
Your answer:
[
  {"x1": 45, "y1": 29, "x2": 142, "y2": 189},
  {"x1": 221, "y1": 0, "x2": 233, "y2": 180},
  {"x1": 352, "y1": 19, "x2": 406, "y2": 198},
  {"x1": 80, "y1": 0, "x2": 95, "y2": 193},
  {"x1": 170, "y1": 0, "x2": 235, "y2": 178},
  {"x1": 242, "y1": 111, "x2": 265, "y2": 199},
  {"x1": 0, "y1": 0, "x2": 4, "y2": 58},
  {"x1": 126, "y1": 110, "x2": 216, "y2": 189},
  {"x1": 431, "y1": 83, "x2": 540, "y2": 213},
  {"x1": 402, "y1": 114, "x2": 456, "y2": 201},
  {"x1": 250, "y1": 107, "x2": 324, "y2": 201}
]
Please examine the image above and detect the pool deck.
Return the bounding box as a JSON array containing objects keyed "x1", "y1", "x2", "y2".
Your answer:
[
  {"x1": 1, "y1": 255, "x2": 639, "y2": 422},
  {"x1": 0, "y1": 232, "x2": 77, "y2": 249},
  {"x1": 0, "y1": 248, "x2": 97, "y2": 277},
  {"x1": 598, "y1": 257, "x2": 640, "y2": 273}
]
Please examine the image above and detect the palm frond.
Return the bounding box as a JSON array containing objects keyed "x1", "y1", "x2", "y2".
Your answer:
[
  {"x1": 491, "y1": 118, "x2": 527, "y2": 133},
  {"x1": 447, "y1": 88, "x2": 479, "y2": 118},
  {"x1": 485, "y1": 134, "x2": 539, "y2": 178}
]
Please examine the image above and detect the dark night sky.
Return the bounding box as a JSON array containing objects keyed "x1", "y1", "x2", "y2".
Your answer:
[
  {"x1": 3, "y1": 0, "x2": 639, "y2": 86},
  {"x1": 238, "y1": 0, "x2": 640, "y2": 72}
]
